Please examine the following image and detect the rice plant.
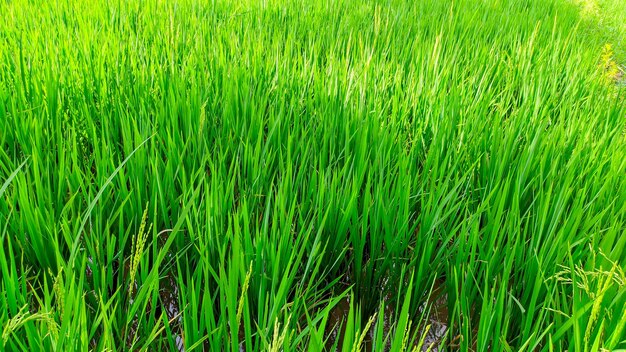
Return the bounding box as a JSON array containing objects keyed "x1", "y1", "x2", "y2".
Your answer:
[{"x1": 0, "y1": 0, "x2": 625, "y2": 350}]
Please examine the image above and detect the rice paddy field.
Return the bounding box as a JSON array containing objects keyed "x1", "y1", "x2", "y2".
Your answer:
[{"x1": 1, "y1": 0, "x2": 626, "y2": 350}]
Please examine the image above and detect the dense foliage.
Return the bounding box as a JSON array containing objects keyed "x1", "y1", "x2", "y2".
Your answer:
[{"x1": 1, "y1": 0, "x2": 625, "y2": 350}]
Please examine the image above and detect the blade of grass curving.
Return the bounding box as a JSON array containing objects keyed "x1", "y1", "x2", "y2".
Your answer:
[{"x1": 0, "y1": 158, "x2": 29, "y2": 198}]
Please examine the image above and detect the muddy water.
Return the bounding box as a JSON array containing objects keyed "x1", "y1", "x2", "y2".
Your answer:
[
  {"x1": 324, "y1": 296, "x2": 353, "y2": 350},
  {"x1": 131, "y1": 271, "x2": 450, "y2": 352},
  {"x1": 324, "y1": 280, "x2": 449, "y2": 352},
  {"x1": 159, "y1": 274, "x2": 185, "y2": 352},
  {"x1": 418, "y1": 283, "x2": 449, "y2": 351}
]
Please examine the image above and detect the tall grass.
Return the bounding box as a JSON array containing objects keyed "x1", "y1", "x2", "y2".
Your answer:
[{"x1": 1, "y1": 0, "x2": 625, "y2": 350}]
